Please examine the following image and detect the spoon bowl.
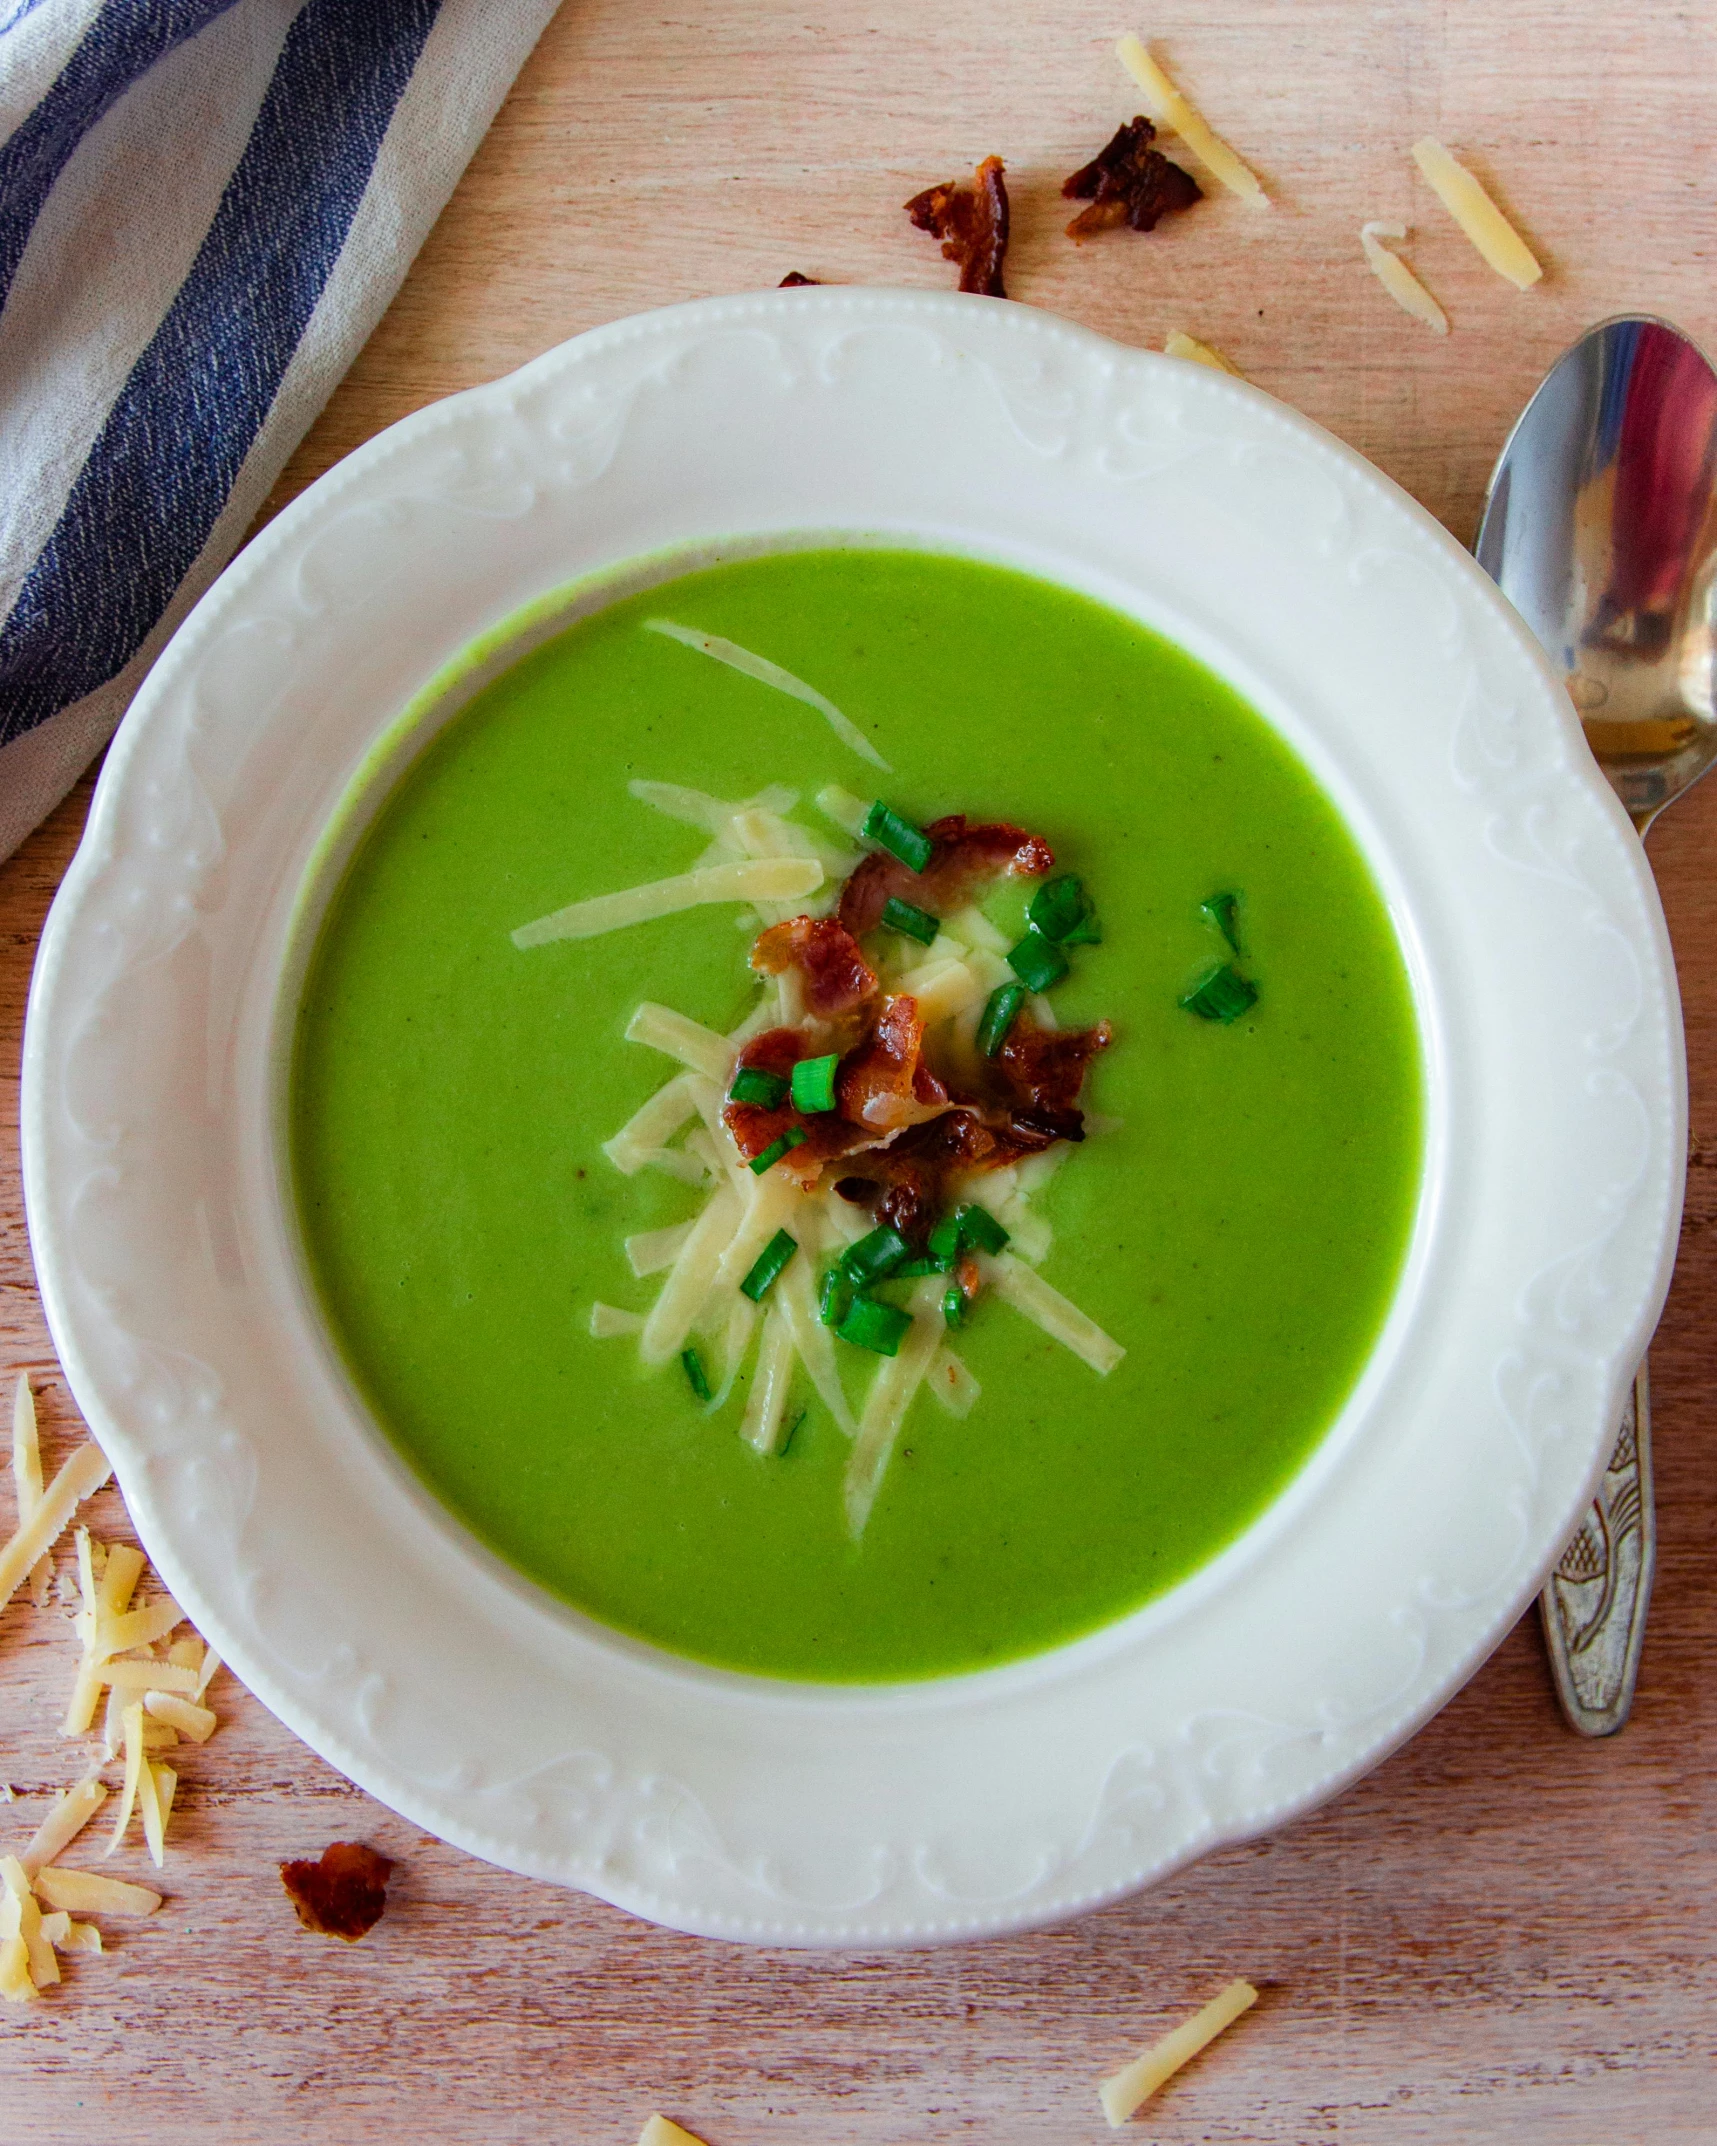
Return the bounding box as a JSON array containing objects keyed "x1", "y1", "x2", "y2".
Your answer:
[{"x1": 1477, "y1": 314, "x2": 1717, "y2": 830}]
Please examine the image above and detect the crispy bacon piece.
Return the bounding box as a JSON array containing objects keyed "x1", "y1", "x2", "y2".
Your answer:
[
  {"x1": 779, "y1": 271, "x2": 821, "y2": 286},
  {"x1": 750, "y1": 915, "x2": 877, "y2": 1019},
  {"x1": 905, "y1": 155, "x2": 1010, "y2": 298},
  {"x1": 1062, "y1": 117, "x2": 1200, "y2": 239},
  {"x1": 838, "y1": 815, "x2": 1054, "y2": 938},
  {"x1": 837, "y1": 995, "x2": 950, "y2": 1137},
  {"x1": 280, "y1": 1841, "x2": 393, "y2": 1942},
  {"x1": 722, "y1": 1025, "x2": 900, "y2": 1181},
  {"x1": 993, "y1": 1013, "x2": 1113, "y2": 1141}
]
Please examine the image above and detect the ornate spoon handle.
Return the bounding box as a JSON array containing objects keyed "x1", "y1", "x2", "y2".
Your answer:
[{"x1": 1539, "y1": 1363, "x2": 1655, "y2": 1735}]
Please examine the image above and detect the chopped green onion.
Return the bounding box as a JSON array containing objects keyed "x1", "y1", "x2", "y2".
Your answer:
[
  {"x1": 739, "y1": 1228, "x2": 798, "y2": 1302},
  {"x1": 840, "y1": 1225, "x2": 910, "y2": 1286},
  {"x1": 789, "y1": 1053, "x2": 840, "y2": 1114},
  {"x1": 1060, "y1": 909, "x2": 1103, "y2": 947},
  {"x1": 681, "y1": 1346, "x2": 712, "y2": 1402},
  {"x1": 1006, "y1": 927, "x2": 1069, "y2": 993},
  {"x1": 1180, "y1": 962, "x2": 1258, "y2": 1023},
  {"x1": 749, "y1": 1125, "x2": 809, "y2": 1173},
  {"x1": 819, "y1": 1265, "x2": 853, "y2": 1328},
  {"x1": 1201, "y1": 891, "x2": 1242, "y2": 953},
  {"x1": 881, "y1": 894, "x2": 940, "y2": 945},
  {"x1": 977, "y1": 981, "x2": 1026, "y2": 1058},
  {"x1": 730, "y1": 1065, "x2": 788, "y2": 1109},
  {"x1": 892, "y1": 1256, "x2": 944, "y2": 1279},
  {"x1": 836, "y1": 1295, "x2": 913, "y2": 1357},
  {"x1": 779, "y1": 1406, "x2": 807, "y2": 1455},
  {"x1": 1027, "y1": 873, "x2": 1090, "y2": 943},
  {"x1": 927, "y1": 1210, "x2": 964, "y2": 1268},
  {"x1": 958, "y1": 1204, "x2": 1010, "y2": 1256},
  {"x1": 942, "y1": 1285, "x2": 966, "y2": 1330},
  {"x1": 862, "y1": 800, "x2": 934, "y2": 875}
]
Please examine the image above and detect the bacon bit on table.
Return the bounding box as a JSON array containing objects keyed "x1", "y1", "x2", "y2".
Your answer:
[
  {"x1": 838, "y1": 815, "x2": 1053, "y2": 937},
  {"x1": 279, "y1": 1842, "x2": 394, "y2": 1942},
  {"x1": 1062, "y1": 117, "x2": 1201, "y2": 239},
  {"x1": 750, "y1": 915, "x2": 878, "y2": 1018},
  {"x1": 778, "y1": 271, "x2": 821, "y2": 286},
  {"x1": 904, "y1": 155, "x2": 1011, "y2": 298}
]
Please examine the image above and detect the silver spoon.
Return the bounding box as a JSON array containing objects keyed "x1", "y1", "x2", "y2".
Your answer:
[{"x1": 1476, "y1": 314, "x2": 1717, "y2": 1735}]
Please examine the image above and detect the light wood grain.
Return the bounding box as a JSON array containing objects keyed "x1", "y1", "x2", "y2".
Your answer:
[{"x1": 5, "y1": 3, "x2": 1716, "y2": 2137}]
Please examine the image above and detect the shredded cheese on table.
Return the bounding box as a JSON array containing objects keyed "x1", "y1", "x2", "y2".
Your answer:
[
  {"x1": 18, "y1": 1777, "x2": 107, "y2": 1879},
  {"x1": 1164, "y1": 330, "x2": 1245, "y2": 376},
  {"x1": 1099, "y1": 1979, "x2": 1259, "y2": 2124},
  {"x1": 1411, "y1": 137, "x2": 1542, "y2": 288},
  {"x1": 11, "y1": 1373, "x2": 51, "y2": 1605},
  {"x1": 31, "y1": 1866, "x2": 160, "y2": 1918},
  {"x1": 1360, "y1": 221, "x2": 1449, "y2": 333},
  {"x1": 1115, "y1": 35, "x2": 1268, "y2": 207},
  {"x1": 0, "y1": 1439, "x2": 110, "y2": 1612},
  {"x1": 638, "y1": 2119, "x2": 709, "y2": 2146}
]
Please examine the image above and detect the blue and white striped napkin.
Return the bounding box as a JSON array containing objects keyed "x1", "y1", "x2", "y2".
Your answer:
[{"x1": 0, "y1": 0, "x2": 560, "y2": 861}]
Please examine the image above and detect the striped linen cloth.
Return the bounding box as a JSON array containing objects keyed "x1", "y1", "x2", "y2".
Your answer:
[{"x1": 0, "y1": 0, "x2": 560, "y2": 861}]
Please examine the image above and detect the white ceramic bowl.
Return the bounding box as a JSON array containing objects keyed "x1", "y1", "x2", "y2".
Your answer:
[{"x1": 21, "y1": 290, "x2": 1684, "y2": 1945}]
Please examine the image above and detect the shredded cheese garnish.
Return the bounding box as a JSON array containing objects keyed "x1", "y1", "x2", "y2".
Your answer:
[
  {"x1": 1410, "y1": 138, "x2": 1542, "y2": 288},
  {"x1": 1115, "y1": 36, "x2": 1268, "y2": 207},
  {"x1": 512, "y1": 857, "x2": 822, "y2": 950},
  {"x1": 1359, "y1": 221, "x2": 1449, "y2": 333},
  {"x1": 1099, "y1": 1979, "x2": 1259, "y2": 2124},
  {"x1": 1164, "y1": 330, "x2": 1245, "y2": 376},
  {"x1": 843, "y1": 1278, "x2": 947, "y2": 1538},
  {"x1": 926, "y1": 1346, "x2": 981, "y2": 1418},
  {"x1": 985, "y1": 1252, "x2": 1125, "y2": 1375},
  {"x1": 589, "y1": 1302, "x2": 646, "y2": 1339},
  {"x1": 645, "y1": 619, "x2": 892, "y2": 772},
  {"x1": 624, "y1": 1004, "x2": 738, "y2": 1085}
]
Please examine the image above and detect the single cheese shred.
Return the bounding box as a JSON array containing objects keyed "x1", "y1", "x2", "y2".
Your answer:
[
  {"x1": 1099, "y1": 1978, "x2": 1260, "y2": 2125},
  {"x1": 1410, "y1": 137, "x2": 1542, "y2": 288},
  {"x1": 1164, "y1": 330, "x2": 1245, "y2": 376},
  {"x1": 1115, "y1": 36, "x2": 1268, "y2": 208},
  {"x1": 1359, "y1": 222, "x2": 1449, "y2": 334}
]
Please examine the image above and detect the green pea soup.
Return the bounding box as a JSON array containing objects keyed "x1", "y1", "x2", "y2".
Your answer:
[{"x1": 290, "y1": 547, "x2": 1424, "y2": 1681}]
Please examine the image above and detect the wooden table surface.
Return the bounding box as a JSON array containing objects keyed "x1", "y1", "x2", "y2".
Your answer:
[{"x1": 5, "y1": 4, "x2": 1715, "y2": 2138}]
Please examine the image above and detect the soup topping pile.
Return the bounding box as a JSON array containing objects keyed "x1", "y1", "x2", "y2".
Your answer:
[{"x1": 510, "y1": 710, "x2": 1128, "y2": 1538}]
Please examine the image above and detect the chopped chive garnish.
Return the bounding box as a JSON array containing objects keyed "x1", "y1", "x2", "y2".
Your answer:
[
  {"x1": 892, "y1": 1256, "x2": 943, "y2": 1279},
  {"x1": 881, "y1": 894, "x2": 940, "y2": 946},
  {"x1": 819, "y1": 1265, "x2": 853, "y2": 1328},
  {"x1": 958, "y1": 1204, "x2": 1010, "y2": 1257},
  {"x1": 977, "y1": 981, "x2": 1026, "y2": 1058},
  {"x1": 749, "y1": 1124, "x2": 809, "y2": 1173},
  {"x1": 862, "y1": 800, "x2": 934, "y2": 875},
  {"x1": 1201, "y1": 891, "x2": 1242, "y2": 954},
  {"x1": 1027, "y1": 873, "x2": 1090, "y2": 943},
  {"x1": 1180, "y1": 962, "x2": 1258, "y2": 1023},
  {"x1": 836, "y1": 1295, "x2": 913, "y2": 1357},
  {"x1": 740, "y1": 1228, "x2": 798, "y2": 1302},
  {"x1": 779, "y1": 1406, "x2": 807, "y2": 1455},
  {"x1": 942, "y1": 1285, "x2": 966, "y2": 1330},
  {"x1": 840, "y1": 1225, "x2": 911, "y2": 1286},
  {"x1": 681, "y1": 1346, "x2": 712, "y2": 1402},
  {"x1": 789, "y1": 1052, "x2": 840, "y2": 1114},
  {"x1": 730, "y1": 1065, "x2": 788, "y2": 1108},
  {"x1": 1006, "y1": 927, "x2": 1070, "y2": 992},
  {"x1": 927, "y1": 1210, "x2": 964, "y2": 1268},
  {"x1": 1060, "y1": 909, "x2": 1103, "y2": 947}
]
